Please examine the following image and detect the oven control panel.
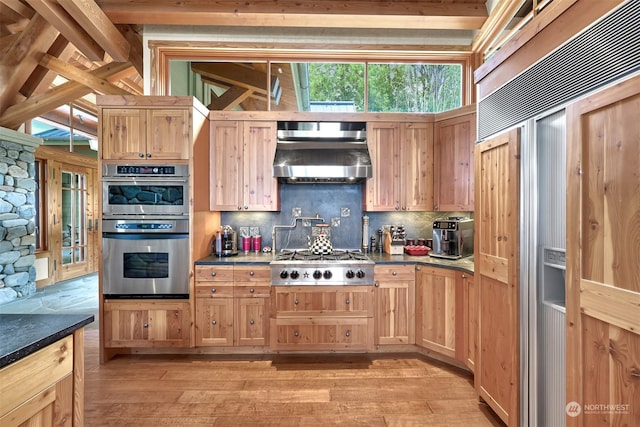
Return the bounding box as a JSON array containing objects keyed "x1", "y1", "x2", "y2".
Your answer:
[{"x1": 271, "y1": 264, "x2": 374, "y2": 286}]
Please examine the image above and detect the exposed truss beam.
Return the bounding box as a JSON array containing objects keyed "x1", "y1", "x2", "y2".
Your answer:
[{"x1": 209, "y1": 86, "x2": 253, "y2": 111}]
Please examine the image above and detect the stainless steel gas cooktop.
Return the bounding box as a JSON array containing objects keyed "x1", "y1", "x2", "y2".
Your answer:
[{"x1": 270, "y1": 249, "x2": 374, "y2": 286}]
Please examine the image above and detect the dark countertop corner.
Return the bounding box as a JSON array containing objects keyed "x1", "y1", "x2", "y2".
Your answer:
[{"x1": 0, "y1": 313, "x2": 94, "y2": 369}]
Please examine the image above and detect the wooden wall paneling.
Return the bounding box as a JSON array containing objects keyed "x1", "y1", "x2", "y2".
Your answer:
[
  {"x1": 474, "y1": 128, "x2": 520, "y2": 426},
  {"x1": 565, "y1": 74, "x2": 640, "y2": 427}
]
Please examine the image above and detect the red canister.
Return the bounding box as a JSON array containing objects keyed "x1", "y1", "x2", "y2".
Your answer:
[{"x1": 251, "y1": 235, "x2": 262, "y2": 253}]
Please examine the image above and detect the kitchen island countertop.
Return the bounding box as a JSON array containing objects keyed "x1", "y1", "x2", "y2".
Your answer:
[
  {"x1": 0, "y1": 313, "x2": 94, "y2": 369},
  {"x1": 195, "y1": 252, "x2": 473, "y2": 274}
]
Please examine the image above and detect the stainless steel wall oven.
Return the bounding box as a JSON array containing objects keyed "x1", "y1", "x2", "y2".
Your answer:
[{"x1": 102, "y1": 218, "x2": 189, "y2": 298}]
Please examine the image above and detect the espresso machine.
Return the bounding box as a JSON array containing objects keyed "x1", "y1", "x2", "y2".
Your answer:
[
  {"x1": 431, "y1": 217, "x2": 474, "y2": 259},
  {"x1": 213, "y1": 225, "x2": 238, "y2": 256}
]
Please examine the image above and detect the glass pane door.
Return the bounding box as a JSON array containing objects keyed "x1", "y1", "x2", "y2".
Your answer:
[{"x1": 61, "y1": 170, "x2": 87, "y2": 266}]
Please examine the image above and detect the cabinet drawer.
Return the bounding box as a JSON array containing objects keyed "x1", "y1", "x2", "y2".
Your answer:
[
  {"x1": 195, "y1": 284, "x2": 234, "y2": 298},
  {"x1": 270, "y1": 317, "x2": 371, "y2": 350},
  {"x1": 195, "y1": 266, "x2": 234, "y2": 282},
  {"x1": 235, "y1": 285, "x2": 271, "y2": 298},
  {"x1": 273, "y1": 286, "x2": 373, "y2": 315},
  {"x1": 234, "y1": 266, "x2": 271, "y2": 282},
  {"x1": 374, "y1": 265, "x2": 415, "y2": 281}
]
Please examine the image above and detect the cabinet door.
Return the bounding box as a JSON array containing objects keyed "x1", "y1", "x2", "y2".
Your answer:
[
  {"x1": 434, "y1": 112, "x2": 476, "y2": 211},
  {"x1": 147, "y1": 109, "x2": 190, "y2": 160},
  {"x1": 461, "y1": 272, "x2": 476, "y2": 372},
  {"x1": 475, "y1": 129, "x2": 520, "y2": 426},
  {"x1": 401, "y1": 122, "x2": 434, "y2": 211},
  {"x1": 374, "y1": 265, "x2": 415, "y2": 345},
  {"x1": 195, "y1": 297, "x2": 234, "y2": 346},
  {"x1": 104, "y1": 300, "x2": 190, "y2": 347},
  {"x1": 210, "y1": 121, "x2": 243, "y2": 210},
  {"x1": 415, "y1": 266, "x2": 462, "y2": 359},
  {"x1": 365, "y1": 122, "x2": 400, "y2": 211},
  {"x1": 101, "y1": 108, "x2": 146, "y2": 160},
  {"x1": 243, "y1": 121, "x2": 279, "y2": 211},
  {"x1": 235, "y1": 297, "x2": 268, "y2": 346}
]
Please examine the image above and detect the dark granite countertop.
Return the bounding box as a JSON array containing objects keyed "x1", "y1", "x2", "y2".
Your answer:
[
  {"x1": 0, "y1": 313, "x2": 94, "y2": 369},
  {"x1": 195, "y1": 252, "x2": 473, "y2": 274}
]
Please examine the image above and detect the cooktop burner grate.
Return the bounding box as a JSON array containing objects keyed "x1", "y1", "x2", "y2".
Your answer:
[{"x1": 274, "y1": 249, "x2": 368, "y2": 262}]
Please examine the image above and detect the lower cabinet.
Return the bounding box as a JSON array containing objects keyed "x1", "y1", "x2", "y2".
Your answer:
[
  {"x1": 374, "y1": 264, "x2": 415, "y2": 345},
  {"x1": 103, "y1": 299, "x2": 191, "y2": 348},
  {"x1": 194, "y1": 265, "x2": 270, "y2": 347},
  {"x1": 415, "y1": 266, "x2": 463, "y2": 360},
  {"x1": 270, "y1": 286, "x2": 374, "y2": 350}
]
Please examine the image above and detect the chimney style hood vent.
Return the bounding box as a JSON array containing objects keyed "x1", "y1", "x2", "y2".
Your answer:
[{"x1": 273, "y1": 121, "x2": 371, "y2": 184}]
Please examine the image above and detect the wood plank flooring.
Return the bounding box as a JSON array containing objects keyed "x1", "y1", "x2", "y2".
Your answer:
[{"x1": 83, "y1": 330, "x2": 504, "y2": 426}]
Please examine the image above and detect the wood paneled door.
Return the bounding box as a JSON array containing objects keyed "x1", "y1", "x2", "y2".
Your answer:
[
  {"x1": 474, "y1": 128, "x2": 520, "y2": 426},
  {"x1": 565, "y1": 75, "x2": 640, "y2": 426}
]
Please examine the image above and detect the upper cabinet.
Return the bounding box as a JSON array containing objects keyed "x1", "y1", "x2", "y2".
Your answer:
[
  {"x1": 98, "y1": 96, "x2": 210, "y2": 162},
  {"x1": 210, "y1": 120, "x2": 279, "y2": 211},
  {"x1": 365, "y1": 121, "x2": 433, "y2": 211},
  {"x1": 434, "y1": 106, "x2": 476, "y2": 211}
]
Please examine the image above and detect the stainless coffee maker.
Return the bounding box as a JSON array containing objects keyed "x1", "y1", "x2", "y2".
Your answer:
[
  {"x1": 213, "y1": 225, "x2": 238, "y2": 256},
  {"x1": 431, "y1": 217, "x2": 474, "y2": 259}
]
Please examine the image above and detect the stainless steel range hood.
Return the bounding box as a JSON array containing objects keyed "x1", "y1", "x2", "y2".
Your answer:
[{"x1": 273, "y1": 121, "x2": 371, "y2": 183}]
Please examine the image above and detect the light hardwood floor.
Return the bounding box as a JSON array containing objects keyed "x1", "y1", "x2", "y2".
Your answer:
[{"x1": 84, "y1": 330, "x2": 504, "y2": 426}]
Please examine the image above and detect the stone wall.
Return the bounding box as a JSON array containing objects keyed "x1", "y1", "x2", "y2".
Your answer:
[{"x1": 0, "y1": 128, "x2": 41, "y2": 306}]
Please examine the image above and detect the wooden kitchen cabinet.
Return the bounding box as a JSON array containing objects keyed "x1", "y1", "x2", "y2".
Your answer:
[
  {"x1": 373, "y1": 264, "x2": 415, "y2": 345},
  {"x1": 195, "y1": 265, "x2": 270, "y2": 347},
  {"x1": 210, "y1": 120, "x2": 279, "y2": 211},
  {"x1": 460, "y1": 271, "x2": 476, "y2": 372},
  {"x1": 365, "y1": 121, "x2": 434, "y2": 211},
  {"x1": 103, "y1": 300, "x2": 191, "y2": 348},
  {"x1": 415, "y1": 266, "x2": 463, "y2": 360},
  {"x1": 101, "y1": 108, "x2": 190, "y2": 160},
  {"x1": 433, "y1": 106, "x2": 476, "y2": 211},
  {"x1": 270, "y1": 286, "x2": 374, "y2": 350}
]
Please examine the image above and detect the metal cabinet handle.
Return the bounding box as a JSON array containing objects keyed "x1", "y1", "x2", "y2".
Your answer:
[
  {"x1": 461, "y1": 274, "x2": 467, "y2": 279},
  {"x1": 249, "y1": 320, "x2": 255, "y2": 325},
  {"x1": 294, "y1": 331, "x2": 299, "y2": 337},
  {"x1": 294, "y1": 299, "x2": 299, "y2": 305},
  {"x1": 210, "y1": 271, "x2": 216, "y2": 277},
  {"x1": 249, "y1": 288, "x2": 255, "y2": 293},
  {"x1": 392, "y1": 271, "x2": 397, "y2": 276},
  {"x1": 244, "y1": 206, "x2": 248, "y2": 210},
  {"x1": 138, "y1": 153, "x2": 144, "y2": 158},
  {"x1": 249, "y1": 271, "x2": 255, "y2": 276},
  {"x1": 211, "y1": 288, "x2": 216, "y2": 293},
  {"x1": 374, "y1": 282, "x2": 379, "y2": 287},
  {"x1": 237, "y1": 206, "x2": 242, "y2": 211},
  {"x1": 87, "y1": 220, "x2": 92, "y2": 232},
  {"x1": 345, "y1": 331, "x2": 350, "y2": 337},
  {"x1": 212, "y1": 320, "x2": 217, "y2": 325},
  {"x1": 416, "y1": 266, "x2": 421, "y2": 271},
  {"x1": 345, "y1": 299, "x2": 350, "y2": 305},
  {"x1": 146, "y1": 153, "x2": 151, "y2": 158},
  {"x1": 143, "y1": 323, "x2": 149, "y2": 328}
]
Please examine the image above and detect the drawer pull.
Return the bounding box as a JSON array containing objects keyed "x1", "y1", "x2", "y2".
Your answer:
[
  {"x1": 294, "y1": 299, "x2": 299, "y2": 305},
  {"x1": 392, "y1": 271, "x2": 397, "y2": 276},
  {"x1": 249, "y1": 319, "x2": 255, "y2": 325},
  {"x1": 461, "y1": 274, "x2": 467, "y2": 279},
  {"x1": 143, "y1": 323, "x2": 149, "y2": 328},
  {"x1": 249, "y1": 271, "x2": 255, "y2": 276},
  {"x1": 374, "y1": 282, "x2": 379, "y2": 287},
  {"x1": 294, "y1": 331, "x2": 299, "y2": 337},
  {"x1": 345, "y1": 299, "x2": 350, "y2": 305},
  {"x1": 249, "y1": 288, "x2": 255, "y2": 293},
  {"x1": 212, "y1": 320, "x2": 217, "y2": 325},
  {"x1": 211, "y1": 288, "x2": 217, "y2": 293},
  {"x1": 345, "y1": 331, "x2": 350, "y2": 337},
  {"x1": 210, "y1": 271, "x2": 216, "y2": 277}
]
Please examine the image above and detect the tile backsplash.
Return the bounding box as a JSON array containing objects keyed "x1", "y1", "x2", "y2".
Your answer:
[{"x1": 220, "y1": 183, "x2": 472, "y2": 252}]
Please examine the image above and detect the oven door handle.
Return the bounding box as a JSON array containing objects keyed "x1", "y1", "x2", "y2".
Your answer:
[
  {"x1": 102, "y1": 233, "x2": 189, "y2": 240},
  {"x1": 102, "y1": 177, "x2": 188, "y2": 184}
]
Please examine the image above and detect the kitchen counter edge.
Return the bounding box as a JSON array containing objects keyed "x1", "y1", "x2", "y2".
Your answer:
[
  {"x1": 195, "y1": 253, "x2": 474, "y2": 274},
  {"x1": 0, "y1": 313, "x2": 94, "y2": 369}
]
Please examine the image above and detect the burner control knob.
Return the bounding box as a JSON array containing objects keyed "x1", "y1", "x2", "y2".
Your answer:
[
  {"x1": 356, "y1": 270, "x2": 366, "y2": 279},
  {"x1": 290, "y1": 270, "x2": 299, "y2": 279},
  {"x1": 313, "y1": 270, "x2": 322, "y2": 279},
  {"x1": 280, "y1": 270, "x2": 289, "y2": 279},
  {"x1": 323, "y1": 270, "x2": 332, "y2": 279},
  {"x1": 346, "y1": 270, "x2": 355, "y2": 279}
]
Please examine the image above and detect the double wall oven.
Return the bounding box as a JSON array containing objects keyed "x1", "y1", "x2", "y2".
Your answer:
[{"x1": 102, "y1": 164, "x2": 189, "y2": 298}]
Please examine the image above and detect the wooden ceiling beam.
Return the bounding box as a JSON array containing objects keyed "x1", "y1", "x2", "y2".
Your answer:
[
  {"x1": 57, "y1": 0, "x2": 130, "y2": 61},
  {"x1": 0, "y1": 61, "x2": 132, "y2": 129},
  {"x1": 39, "y1": 53, "x2": 132, "y2": 95},
  {"x1": 208, "y1": 86, "x2": 253, "y2": 111},
  {"x1": 21, "y1": 35, "x2": 74, "y2": 97},
  {"x1": 39, "y1": 108, "x2": 98, "y2": 138},
  {"x1": 192, "y1": 62, "x2": 268, "y2": 95},
  {"x1": 116, "y1": 24, "x2": 143, "y2": 77},
  {"x1": 98, "y1": 0, "x2": 488, "y2": 30},
  {"x1": 0, "y1": 0, "x2": 35, "y2": 19},
  {"x1": 0, "y1": 13, "x2": 59, "y2": 115},
  {"x1": 25, "y1": 0, "x2": 105, "y2": 61}
]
